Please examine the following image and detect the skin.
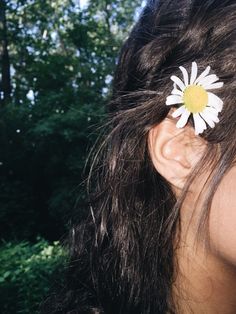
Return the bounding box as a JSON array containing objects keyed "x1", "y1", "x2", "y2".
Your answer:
[
  {"x1": 148, "y1": 111, "x2": 236, "y2": 313},
  {"x1": 173, "y1": 164, "x2": 236, "y2": 314}
]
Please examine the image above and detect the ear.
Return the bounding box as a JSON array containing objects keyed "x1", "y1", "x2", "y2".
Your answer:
[{"x1": 148, "y1": 112, "x2": 207, "y2": 194}]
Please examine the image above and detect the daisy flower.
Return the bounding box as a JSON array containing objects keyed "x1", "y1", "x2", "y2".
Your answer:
[{"x1": 165, "y1": 62, "x2": 224, "y2": 135}]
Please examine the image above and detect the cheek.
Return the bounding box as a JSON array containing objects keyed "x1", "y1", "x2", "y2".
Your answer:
[{"x1": 209, "y1": 166, "x2": 236, "y2": 267}]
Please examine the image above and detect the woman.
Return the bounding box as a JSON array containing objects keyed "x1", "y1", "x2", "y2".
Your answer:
[{"x1": 42, "y1": 0, "x2": 236, "y2": 313}]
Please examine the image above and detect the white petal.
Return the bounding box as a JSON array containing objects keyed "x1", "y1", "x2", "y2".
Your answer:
[
  {"x1": 204, "y1": 106, "x2": 218, "y2": 115},
  {"x1": 193, "y1": 113, "x2": 207, "y2": 135},
  {"x1": 195, "y1": 66, "x2": 211, "y2": 84},
  {"x1": 198, "y1": 74, "x2": 219, "y2": 88},
  {"x1": 199, "y1": 111, "x2": 215, "y2": 128},
  {"x1": 203, "y1": 107, "x2": 220, "y2": 123},
  {"x1": 172, "y1": 105, "x2": 186, "y2": 118},
  {"x1": 176, "y1": 109, "x2": 190, "y2": 128},
  {"x1": 204, "y1": 82, "x2": 224, "y2": 90},
  {"x1": 171, "y1": 89, "x2": 183, "y2": 96},
  {"x1": 190, "y1": 62, "x2": 198, "y2": 85},
  {"x1": 207, "y1": 92, "x2": 223, "y2": 112},
  {"x1": 179, "y1": 66, "x2": 189, "y2": 86},
  {"x1": 166, "y1": 95, "x2": 183, "y2": 105},
  {"x1": 171, "y1": 75, "x2": 186, "y2": 91}
]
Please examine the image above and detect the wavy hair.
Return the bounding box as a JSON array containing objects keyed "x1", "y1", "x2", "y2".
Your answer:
[{"x1": 42, "y1": 0, "x2": 236, "y2": 313}]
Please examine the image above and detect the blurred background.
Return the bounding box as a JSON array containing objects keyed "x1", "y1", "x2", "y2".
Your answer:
[{"x1": 0, "y1": 0, "x2": 144, "y2": 312}]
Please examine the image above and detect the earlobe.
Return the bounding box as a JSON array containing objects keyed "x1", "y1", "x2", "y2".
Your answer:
[{"x1": 148, "y1": 115, "x2": 206, "y2": 192}]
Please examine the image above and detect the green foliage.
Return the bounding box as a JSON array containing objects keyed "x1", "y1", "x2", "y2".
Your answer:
[
  {"x1": 0, "y1": 0, "x2": 141, "y2": 240},
  {"x1": 0, "y1": 238, "x2": 66, "y2": 314},
  {"x1": 0, "y1": 1, "x2": 143, "y2": 312}
]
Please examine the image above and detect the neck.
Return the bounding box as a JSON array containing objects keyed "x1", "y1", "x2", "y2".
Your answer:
[{"x1": 172, "y1": 191, "x2": 236, "y2": 314}]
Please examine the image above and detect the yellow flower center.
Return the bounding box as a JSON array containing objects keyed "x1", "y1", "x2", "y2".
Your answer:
[{"x1": 183, "y1": 85, "x2": 208, "y2": 113}]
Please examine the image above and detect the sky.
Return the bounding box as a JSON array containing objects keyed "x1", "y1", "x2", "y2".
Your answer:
[{"x1": 79, "y1": 0, "x2": 89, "y2": 9}]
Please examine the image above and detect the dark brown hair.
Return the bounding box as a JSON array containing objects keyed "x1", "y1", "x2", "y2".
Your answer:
[{"x1": 42, "y1": 1, "x2": 236, "y2": 313}]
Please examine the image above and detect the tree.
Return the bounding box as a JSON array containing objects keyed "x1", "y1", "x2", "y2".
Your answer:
[
  {"x1": 0, "y1": 0, "x2": 11, "y2": 104},
  {"x1": 0, "y1": 0, "x2": 141, "y2": 240}
]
